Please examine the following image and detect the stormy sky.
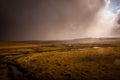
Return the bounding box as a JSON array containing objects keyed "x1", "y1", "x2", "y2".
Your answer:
[{"x1": 0, "y1": 0, "x2": 120, "y2": 41}]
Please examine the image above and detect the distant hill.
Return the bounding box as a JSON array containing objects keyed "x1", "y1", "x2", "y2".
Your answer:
[{"x1": 19, "y1": 38, "x2": 120, "y2": 44}]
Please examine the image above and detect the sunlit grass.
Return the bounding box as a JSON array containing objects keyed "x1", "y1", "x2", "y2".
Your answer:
[
  {"x1": 0, "y1": 41, "x2": 120, "y2": 80},
  {"x1": 16, "y1": 46, "x2": 120, "y2": 80}
]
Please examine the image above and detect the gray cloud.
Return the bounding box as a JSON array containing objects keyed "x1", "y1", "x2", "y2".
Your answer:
[{"x1": 1, "y1": 0, "x2": 120, "y2": 41}]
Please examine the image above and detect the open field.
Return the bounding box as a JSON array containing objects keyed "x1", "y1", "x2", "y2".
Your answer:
[{"x1": 0, "y1": 38, "x2": 120, "y2": 80}]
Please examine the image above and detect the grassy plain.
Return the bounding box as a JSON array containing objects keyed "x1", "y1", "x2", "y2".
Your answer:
[{"x1": 0, "y1": 39, "x2": 120, "y2": 80}]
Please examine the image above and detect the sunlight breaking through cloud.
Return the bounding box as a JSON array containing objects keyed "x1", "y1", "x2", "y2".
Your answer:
[{"x1": 85, "y1": 0, "x2": 119, "y2": 38}]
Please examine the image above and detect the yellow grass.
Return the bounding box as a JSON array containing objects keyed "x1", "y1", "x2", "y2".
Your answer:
[
  {"x1": 0, "y1": 41, "x2": 120, "y2": 80},
  {"x1": 16, "y1": 47, "x2": 120, "y2": 80}
]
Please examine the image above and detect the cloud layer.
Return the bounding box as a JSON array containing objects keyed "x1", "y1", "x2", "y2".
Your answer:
[{"x1": 0, "y1": 0, "x2": 119, "y2": 41}]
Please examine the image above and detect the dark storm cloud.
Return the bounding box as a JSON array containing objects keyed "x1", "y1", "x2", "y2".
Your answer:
[{"x1": 0, "y1": 0, "x2": 107, "y2": 40}]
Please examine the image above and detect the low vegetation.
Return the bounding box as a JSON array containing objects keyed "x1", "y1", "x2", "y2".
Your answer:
[
  {"x1": 0, "y1": 40, "x2": 120, "y2": 80},
  {"x1": 16, "y1": 47, "x2": 120, "y2": 80}
]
